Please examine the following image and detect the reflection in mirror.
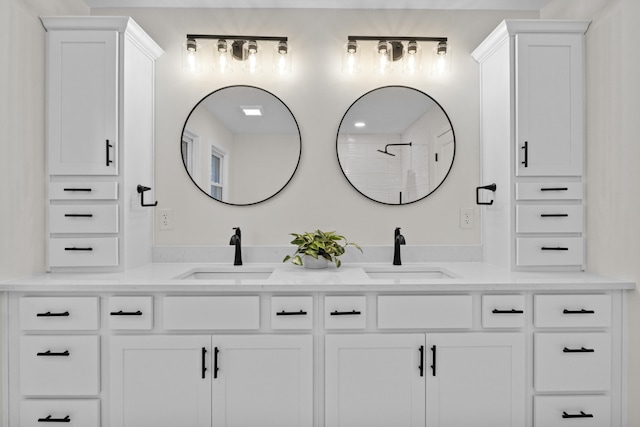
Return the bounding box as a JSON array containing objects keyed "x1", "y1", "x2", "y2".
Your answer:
[
  {"x1": 181, "y1": 85, "x2": 301, "y2": 205},
  {"x1": 337, "y1": 86, "x2": 455, "y2": 205}
]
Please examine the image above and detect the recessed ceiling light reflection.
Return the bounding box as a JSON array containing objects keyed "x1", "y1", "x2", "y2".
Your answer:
[{"x1": 354, "y1": 122, "x2": 366, "y2": 128}]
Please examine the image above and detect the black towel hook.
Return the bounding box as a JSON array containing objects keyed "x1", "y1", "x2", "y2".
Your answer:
[{"x1": 137, "y1": 185, "x2": 158, "y2": 207}]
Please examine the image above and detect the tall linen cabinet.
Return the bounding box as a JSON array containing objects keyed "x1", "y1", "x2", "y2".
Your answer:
[
  {"x1": 472, "y1": 20, "x2": 589, "y2": 271},
  {"x1": 43, "y1": 17, "x2": 163, "y2": 272}
]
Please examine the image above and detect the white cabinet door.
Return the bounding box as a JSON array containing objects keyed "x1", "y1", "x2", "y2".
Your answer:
[
  {"x1": 325, "y1": 334, "x2": 425, "y2": 427},
  {"x1": 426, "y1": 333, "x2": 525, "y2": 427},
  {"x1": 47, "y1": 30, "x2": 118, "y2": 175},
  {"x1": 211, "y1": 335, "x2": 313, "y2": 427},
  {"x1": 110, "y1": 335, "x2": 211, "y2": 427},
  {"x1": 516, "y1": 33, "x2": 583, "y2": 176}
]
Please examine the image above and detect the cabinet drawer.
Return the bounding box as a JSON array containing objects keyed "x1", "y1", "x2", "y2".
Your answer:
[
  {"x1": 516, "y1": 237, "x2": 583, "y2": 267},
  {"x1": 164, "y1": 296, "x2": 260, "y2": 330},
  {"x1": 20, "y1": 297, "x2": 99, "y2": 330},
  {"x1": 271, "y1": 296, "x2": 313, "y2": 330},
  {"x1": 49, "y1": 182, "x2": 118, "y2": 200},
  {"x1": 20, "y1": 399, "x2": 100, "y2": 427},
  {"x1": 109, "y1": 296, "x2": 153, "y2": 330},
  {"x1": 516, "y1": 205, "x2": 583, "y2": 233},
  {"x1": 482, "y1": 295, "x2": 525, "y2": 328},
  {"x1": 20, "y1": 335, "x2": 100, "y2": 396},
  {"x1": 534, "y1": 396, "x2": 610, "y2": 427},
  {"x1": 378, "y1": 295, "x2": 472, "y2": 329},
  {"x1": 534, "y1": 333, "x2": 611, "y2": 392},
  {"x1": 49, "y1": 204, "x2": 118, "y2": 233},
  {"x1": 49, "y1": 237, "x2": 118, "y2": 267},
  {"x1": 324, "y1": 296, "x2": 367, "y2": 330},
  {"x1": 535, "y1": 294, "x2": 611, "y2": 328},
  {"x1": 516, "y1": 182, "x2": 582, "y2": 200}
]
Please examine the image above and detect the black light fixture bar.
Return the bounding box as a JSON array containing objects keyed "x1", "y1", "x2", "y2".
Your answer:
[
  {"x1": 187, "y1": 34, "x2": 287, "y2": 42},
  {"x1": 348, "y1": 36, "x2": 447, "y2": 43}
]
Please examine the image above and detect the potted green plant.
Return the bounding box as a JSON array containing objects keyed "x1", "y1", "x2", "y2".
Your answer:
[{"x1": 283, "y1": 230, "x2": 362, "y2": 268}]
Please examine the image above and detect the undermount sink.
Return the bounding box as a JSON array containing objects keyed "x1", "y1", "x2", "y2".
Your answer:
[
  {"x1": 364, "y1": 267, "x2": 456, "y2": 280},
  {"x1": 176, "y1": 267, "x2": 274, "y2": 280}
]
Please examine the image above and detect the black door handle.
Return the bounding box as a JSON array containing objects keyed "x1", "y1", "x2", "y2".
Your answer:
[
  {"x1": 202, "y1": 347, "x2": 207, "y2": 379},
  {"x1": 431, "y1": 345, "x2": 437, "y2": 377},
  {"x1": 37, "y1": 415, "x2": 71, "y2": 423},
  {"x1": 37, "y1": 350, "x2": 70, "y2": 357},
  {"x1": 540, "y1": 214, "x2": 569, "y2": 218},
  {"x1": 110, "y1": 310, "x2": 142, "y2": 316},
  {"x1": 36, "y1": 311, "x2": 69, "y2": 317},
  {"x1": 562, "y1": 411, "x2": 594, "y2": 419},
  {"x1": 521, "y1": 141, "x2": 528, "y2": 167},
  {"x1": 106, "y1": 139, "x2": 113, "y2": 166},
  {"x1": 64, "y1": 214, "x2": 94, "y2": 218},
  {"x1": 214, "y1": 347, "x2": 220, "y2": 379},
  {"x1": 541, "y1": 247, "x2": 568, "y2": 251},
  {"x1": 492, "y1": 309, "x2": 524, "y2": 314},
  {"x1": 64, "y1": 247, "x2": 93, "y2": 251},
  {"x1": 419, "y1": 346, "x2": 424, "y2": 377}
]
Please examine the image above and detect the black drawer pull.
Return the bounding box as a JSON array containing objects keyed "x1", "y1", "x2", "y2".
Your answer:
[
  {"x1": 330, "y1": 310, "x2": 361, "y2": 316},
  {"x1": 63, "y1": 188, "x2": 92, "y2": 192},
  {"x1": 540, "y1": 214, "x2": 569, "y2": 218},
  {"x1": 110, "y1": 310, "x2": 142, "y2": 316},
  {"x1": 418, "y1": 345, "x2": 424, "y2": 377},
  {"x1": 540, "y1": 187, "x2": 568, "y2": 192},
  {"x1": 64, "y1": 247, "x2": 93, "y2": 251},
  {"x1": 563, "y1": 308, "x2": 595, "y2": 314},
  {"x1": 36, "y1": 311, "x2": 69, "y2": 317},
  {"x1": 563, "y1": 347, "x2": 595, "y2": 353},
  {"x1": 562, "y1": 411, "x2": 593, "y2": 419},
  {"x1": 37, "y1": 350, "x2": 70, "y2": 357},
  {"x1": 276, "y1": 310, "x2": 307, "y2": 316},
  {"x1": 38, "y1": 415, "x2": 71, "y2": 423},
  {"x1": 492, "y1": 309, "x2": 524, "y2": 314},
  {"x1": 541, "y1": 247, "x2": 568, "y2": 251},
  {"x1": 64, "y1": 214, "x2": 93, "y2": 218}
]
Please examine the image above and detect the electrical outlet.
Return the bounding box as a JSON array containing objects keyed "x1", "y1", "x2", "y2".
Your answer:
[
  {"x1": 460, "y1": 208, "x2": 474, "y2": 229},
  {"x1": 159, "y1": 209, "x2": 173, "y2": 230}
]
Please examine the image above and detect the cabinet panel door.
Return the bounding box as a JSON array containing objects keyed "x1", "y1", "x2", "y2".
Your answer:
[
  {"x1": 325, "y1": 334, "x2": 425, "y2": 427},
  {"x1": 110, "y1": 335, "x2": 211, "y2": 427},
  {"x1": 516, "y1": 33, "x2": 583, "y2": 176},
  {"x1": 426, "y1": 333, "x2": 525, "y2": 427},
  {"x1": 212, "y1": 335, "x2": 313, "y2": 427},
  {"x1": 47, "y1": 30, "x2": 118, "y2": 175}
]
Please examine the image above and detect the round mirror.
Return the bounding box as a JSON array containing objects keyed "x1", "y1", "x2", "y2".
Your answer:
[
  {"x1": 181, "y1": 86, "x2": 301, "y2": 205},
  {"x1": 337, "y1": 86, "x2": 455, "y2": 205}
]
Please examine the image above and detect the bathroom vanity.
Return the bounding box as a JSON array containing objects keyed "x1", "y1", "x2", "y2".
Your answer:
[{"x1": 0, "y1": 262, "x2": 633, "y2": 427}]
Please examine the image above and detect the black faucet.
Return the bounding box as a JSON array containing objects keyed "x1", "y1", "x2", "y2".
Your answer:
[
  {"x1": 229, "y1": 227, "x2": 242, "y2": 266},
  {"x1": 393, "y1": 227, "x2": 406, "y2": 265}
]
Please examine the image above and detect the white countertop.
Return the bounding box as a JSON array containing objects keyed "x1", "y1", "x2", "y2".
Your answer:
[{"x1": 0, "y1": 262, "x2": 635, "y2": 292}]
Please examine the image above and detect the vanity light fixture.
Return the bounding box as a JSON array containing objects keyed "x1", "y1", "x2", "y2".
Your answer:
[
  {"x1": 344, "y1": 36, "x2": 449, "y2": 76},
  {"x1": 354, "y1": 122, "x2": 366, "y2": 128},
  {"x1": 185, "y1": 34, "x2": 290, "y2": 75}
]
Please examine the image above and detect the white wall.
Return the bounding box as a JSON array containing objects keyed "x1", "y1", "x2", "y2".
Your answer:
[
  {"x1": 93, "y1": 7, "x2": 537, "y2": 247},
  {"x1": 542, "y1": 0, "x2": 640, "y2": 423}
]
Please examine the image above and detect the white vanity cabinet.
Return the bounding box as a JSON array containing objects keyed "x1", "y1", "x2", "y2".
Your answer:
[
  {"x1": 3, "y1": 285, "x2": 629, "y2": 427},
  {"x1": 472, "y1": 20, "x2": 589, "y2": 271},
  {"x1": 43, "y1": 17, "x2": 163, "y2": 272}
]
